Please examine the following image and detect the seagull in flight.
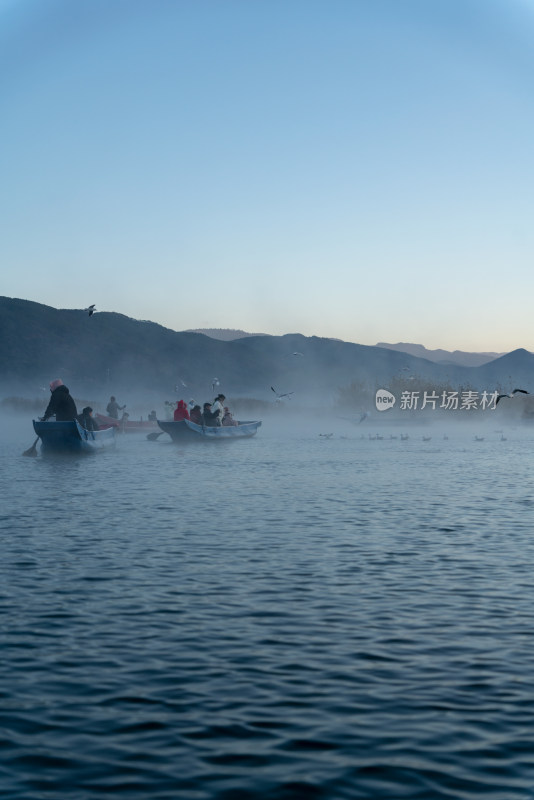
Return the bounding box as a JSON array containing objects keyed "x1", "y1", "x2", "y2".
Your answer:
[
  {"x1": 284, "y1": 352, "x2": 304, "y2": 357},
  {"x1": 84, "y1": 304, "x2": 96, "y2": 316},
  {"x1": 496, "y1": 388, "x2": 529, "y2": 405},
  {"x1": 271, "y1": 386, "x2": 294, "y2": 401}
]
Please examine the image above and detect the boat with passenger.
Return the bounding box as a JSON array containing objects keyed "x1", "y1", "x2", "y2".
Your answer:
[
  {"x1": 153, "y1": 418, "x2": 262, "y2": 442},
  {"x1": 32, "y1": 419, "x2": 116, "y2": 454}
]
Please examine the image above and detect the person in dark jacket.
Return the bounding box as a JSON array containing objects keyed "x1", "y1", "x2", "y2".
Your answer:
[
  {"x1": 202, "y1": 402, "x2": 218, "y2": 425},
  {"x1": 78, "y1": 406, "x2": 99, "y2": 431},
  {"x1": 189, "y1": 405, "x2": 203, "y2": 424},
  {"x1": 41, "y1": 379, "x2": 78, "y2": 421}
]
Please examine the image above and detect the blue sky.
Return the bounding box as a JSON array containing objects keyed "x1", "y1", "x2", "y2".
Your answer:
[{"x1": 2, "y1": 0, "x2": 534, "y2": 351}]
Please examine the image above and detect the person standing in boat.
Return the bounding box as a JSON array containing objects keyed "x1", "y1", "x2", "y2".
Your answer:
[
  {"x1": 41, "y1": 379, "x2": 78, "y2": 421},
  {"x1": 210, "y1": 393, "x2": 226, "y2": 426},
  {"x1": 106, "y1": 396, "x2": 126, "y2": 419},
  {"x1": 173, "y1": 400, "x2": 190, "y2": 421},
  {"x1": 78, "y1": 406, "x2": 99, "y2": 431}
]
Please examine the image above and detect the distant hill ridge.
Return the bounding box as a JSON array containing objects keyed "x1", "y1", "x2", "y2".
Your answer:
[
  {"x1": 185, "y1": 328, "x2": 268, "y2": 340},
  {"x1": 1, "y1": 297, "x2": 532, "y2": 402},
  {"x1": 186, "y1": 332, "x2": 506, "y2": 367},
  {"x1": 376, "y1": 342, "x2": 506, "y2": 367}
]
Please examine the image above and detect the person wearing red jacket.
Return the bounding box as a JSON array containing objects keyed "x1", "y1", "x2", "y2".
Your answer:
[{"x1": 173, "y1": 400, "x2": 190, "y2": 421}]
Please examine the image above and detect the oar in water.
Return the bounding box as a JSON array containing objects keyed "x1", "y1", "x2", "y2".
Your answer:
[
  {"x1": 22, "y1": 437, "x2": 39, "y2": 457},
  {"x1": 146, "y1": 431, "x2": 165, "y2": 441}
]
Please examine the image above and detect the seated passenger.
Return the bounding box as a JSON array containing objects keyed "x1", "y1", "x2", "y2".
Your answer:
[
  {"x1": 78, "y1": 406, "x2": 99, "y2": 431},
  {"x1": 190, "y1": 405, "x2": 203, "y2": 425},
  {"x1": 222, "y1": 407, "x2": 238, "y2": 426},
  {"x1": 174, "y1": 400, "x2": 191, "y2": 421},
  {"x1": 148, "y1": 410, "x2": 157, "y2": 422},
  {"x1": 202, "y1": 402, "x2": 218, "y2": 425}
]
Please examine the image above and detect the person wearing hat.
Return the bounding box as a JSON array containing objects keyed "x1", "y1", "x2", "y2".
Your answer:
[
  {"x1": 41, "y1": 379, "x2": 78, "y2": 422},
  {"x1": 210, "y1": 393, "x2": 226, "y2": 426}
]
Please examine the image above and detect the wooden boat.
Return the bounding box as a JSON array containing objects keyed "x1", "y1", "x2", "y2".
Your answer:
[
  {"x1": 96, "y1": 413, "x2": 158, "y2": 433},
  {"x1": 32, "y1": 419, "x2": 116, "y2": 454},
  {"x1": 155, "y1": 418, "x2": 262, "y2": 442}
]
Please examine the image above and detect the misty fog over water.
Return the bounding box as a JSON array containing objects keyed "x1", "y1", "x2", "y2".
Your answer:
[{"x1": 2, "y1": 412, "x2": 534, "y2": 799}]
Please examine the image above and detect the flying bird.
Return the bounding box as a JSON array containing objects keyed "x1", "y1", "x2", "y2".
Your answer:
[
  {"x1": 84, "y1": 304, "x2": 96, "y2": 316},
  {"x1": 284, "y1": 352, "x2": 304, "y2": 357},
  {"x1": 271, "y1": 386, "x2": 294, "y2": 401},
  {"x1": 495, "y1": 388, "x2": 529, "y2": 405}
]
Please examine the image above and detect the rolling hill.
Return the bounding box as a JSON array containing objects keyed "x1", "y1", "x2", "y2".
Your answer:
[{"x1": 0, "y1": 297, "x2": 530, "y2": 407}]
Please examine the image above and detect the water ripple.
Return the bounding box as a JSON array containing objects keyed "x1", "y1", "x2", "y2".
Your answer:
[{"x1": 1, "y1": 424, "x2": 534, "y2": 797}]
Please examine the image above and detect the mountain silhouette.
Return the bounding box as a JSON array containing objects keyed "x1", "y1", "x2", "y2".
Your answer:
[
  {"x1": 376, "y1": 342, "x2": 505, "y2": 367},
  {"x1": 0, "y1": 297, "x2": 531, "y2": 403}
]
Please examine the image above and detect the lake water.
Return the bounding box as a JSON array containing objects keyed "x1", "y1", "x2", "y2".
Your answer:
[{"x1": 2, "y1": 414, "x2": 534, "y2": 799}]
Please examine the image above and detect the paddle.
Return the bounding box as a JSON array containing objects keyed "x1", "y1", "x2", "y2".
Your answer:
[
  {"x1": 147, "y1": 431, "x2": 165, "y2": 441},
  {"x1": 22, "y1": 437, "x2": 39, "y2": 457}
]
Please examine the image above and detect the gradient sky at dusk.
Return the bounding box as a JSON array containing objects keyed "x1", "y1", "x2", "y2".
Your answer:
[{"x1": 2, "y1": 0, "x2": 534, "y2": 351}]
